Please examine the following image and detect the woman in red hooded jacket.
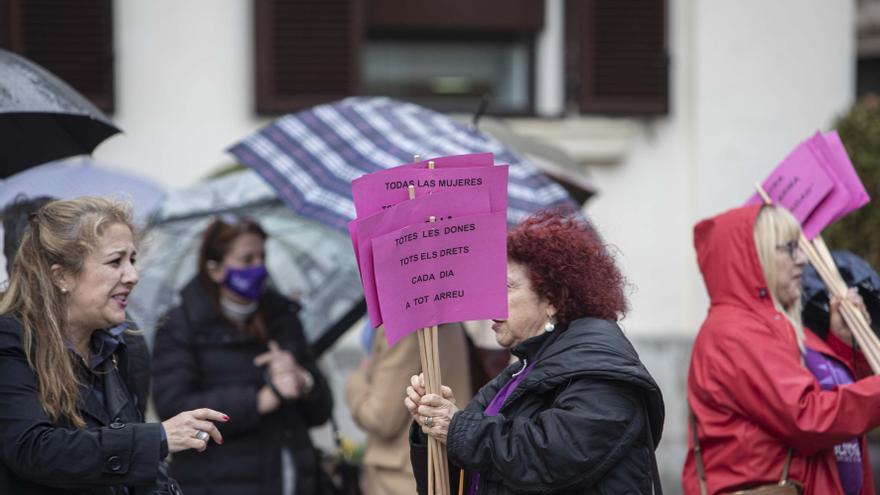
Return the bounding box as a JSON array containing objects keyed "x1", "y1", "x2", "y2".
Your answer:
[{"x1": 682, "y1": 204, "x2": 880, "y2": 495}]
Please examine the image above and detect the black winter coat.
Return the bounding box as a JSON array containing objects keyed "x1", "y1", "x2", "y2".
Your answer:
[
  {"x1": 411, "y1": 317, "x2": 665, "y2": 494},
  {"x1": 123, "y1": 324, "x2": 152, "y2": 420},
  {"x1": 0, "y1": 315, "x2": 174, "y2": 495},
  {"x1": 152, "y1": 279, "x2": 333, "y2": 495}
]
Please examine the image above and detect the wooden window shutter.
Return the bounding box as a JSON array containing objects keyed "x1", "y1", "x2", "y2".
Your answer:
[
  {"x1": 568, "y1": 0, "x2": 668, "y2": 114},
  {"x1": 255, "y1": 0, "x2": 363, "y2": 114},
  {"x1": 366, "y1": 0, "x2": 544, "y2": 33},
  {"x1": 1, "y1": 0, "x2": 115, "y2": 112}
]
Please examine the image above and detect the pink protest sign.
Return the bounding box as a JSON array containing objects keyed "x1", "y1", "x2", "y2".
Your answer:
[
  {"x1": 745, "y1": 130, "x2": 870, "y2": 239},
  {"x1": 744, "y1": 142, "x2": 835, "y2": 238},
  {"x1": 817, "y1": 131, "x2": 870, "y2": 219},
  {"x1": 799, "y1": 132, "x2": 857, "y2": 236},
  {"x1": 350, "y1": 188, "x2": 492, "y2": 328},
  {"x1": 371, "y1": 211, "x2": 507, "y2": 346},
  {"x1": 351, "y1": 165, "x2": 508, "y2": 218},
  {"x1": 399, "y1": 152, "x2": 493, "y2": 169}
]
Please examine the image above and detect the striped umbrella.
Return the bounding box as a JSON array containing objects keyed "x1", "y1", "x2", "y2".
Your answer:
[{"x1": 228, "y1": 97, "x2": 578, "y2": 232}]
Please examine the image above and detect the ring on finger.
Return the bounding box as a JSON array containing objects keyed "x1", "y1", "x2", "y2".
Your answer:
[
  {"x1": 425, "y1": 416, "x2": 434, "y2": 428},
  {"x1": 194, "y1": 430, "x2": 210, "y2": 442}
]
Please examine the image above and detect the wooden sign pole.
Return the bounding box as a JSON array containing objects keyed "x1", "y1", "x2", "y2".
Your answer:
[{"x1": 408, "y1": 158, "x2": 451, "y2": 495}]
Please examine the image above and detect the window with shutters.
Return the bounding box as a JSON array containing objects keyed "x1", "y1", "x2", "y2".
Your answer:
[
  {"x1": 256, "y1": 0, "x2": 541, "y2": 115},
  {"x1": 567, "y1": 0, "x2": 668, "y2": 115},
  {"x1": 256, "y1": 0, "x2": 667, "y2": 116},
  {"x1": 362, "y1": 0, "x2": 541, "y2": 115},
  {"x1": 361, "y1": 34, "x2": 533, "y2": 115},
  {"x1": 255, "y1": 0, "x2": 363, "y2": 114},
  {"x1": 0, "y1": 0, "x2": 115, "y2": 112}
]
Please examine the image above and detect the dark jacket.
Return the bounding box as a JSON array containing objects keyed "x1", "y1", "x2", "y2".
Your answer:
[
  {"x1": 152, "y1": 279, "x2": 333, "y2": 495},
  {"x1": 411, "y1": 317, "x2": 665, "y2": 494},
  {"x1": 122, "y1": 323, "x2": 152, "y2": 419},
  {"x1": 0, "y1": 314, "x2": 171, "y2": 495}
]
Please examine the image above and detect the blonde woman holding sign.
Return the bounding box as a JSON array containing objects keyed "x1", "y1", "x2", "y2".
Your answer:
[
  {"x1": 683, "y1": 204, "x2": 880, "y2": 495},
  {"x1": 404, "y1": 210, "x2": 665, "y2": 494}
]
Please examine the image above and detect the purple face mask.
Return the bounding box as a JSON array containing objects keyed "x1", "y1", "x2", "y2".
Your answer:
[{"x1": 223, "y1": 265, "x2": 268, "y2": 301}]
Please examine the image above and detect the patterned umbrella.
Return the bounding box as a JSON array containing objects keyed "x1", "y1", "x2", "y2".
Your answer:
[{"x1": 228, "y1": 97, "x2": 578, "y2": 232}]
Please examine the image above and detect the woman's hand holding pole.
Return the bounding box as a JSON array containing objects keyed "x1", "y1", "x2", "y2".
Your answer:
[
  {"x1": 830, "y1": 288, "x2": 871, "y2": 347},
  {"x1": 405, "y1": 373, "x2": 459, "y2": 443}
]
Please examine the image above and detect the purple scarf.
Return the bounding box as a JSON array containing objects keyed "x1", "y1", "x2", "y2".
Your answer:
[
  {"x1": 468, "y1": 361, "x2": 535, "y2": 495},
  {"x1": 803, "y1": 347, "x2": 862, "y2": 495}
]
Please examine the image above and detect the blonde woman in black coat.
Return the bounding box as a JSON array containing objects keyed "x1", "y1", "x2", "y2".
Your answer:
[{"x1": 0, "y1": 197, "x2": 227, "y2": 495}]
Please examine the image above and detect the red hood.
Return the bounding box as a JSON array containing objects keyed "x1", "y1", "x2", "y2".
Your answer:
[
  {"x1": 694, "y1": 204, "x2": 773, "y2": 313},
  {"x1": 686, "y1": 204, "x2": 880, "y2": 495}
]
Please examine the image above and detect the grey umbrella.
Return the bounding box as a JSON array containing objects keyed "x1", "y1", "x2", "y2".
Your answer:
[
  {"x1": 127, "y1": 169, "x2": 364, "y2": 357},
  {"x1": 0, "y1": 156, "x2": 165, "y2": 225},
  {"x1": 0, "y1": 49, "x2": 120, "y2": 176}
]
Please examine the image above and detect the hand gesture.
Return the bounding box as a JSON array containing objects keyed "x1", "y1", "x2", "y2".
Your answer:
[
  {"x1": 830, "y1": 288, "x2": 870, "y2": 346},
  {"x1": 161, "y1": 408, "x2": 228, "y2": 454},
  {"x1": 254, "y1": 340, "x2": 308, "y2": 399}
]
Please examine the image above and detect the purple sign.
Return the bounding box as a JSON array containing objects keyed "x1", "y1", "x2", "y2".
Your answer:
[
  {"x1": 745, "y1": 130, "x2": 869, "y2": 239},
  {"x1": 400, "y1": 152, "x2": 494, "y2": 169},
  {"x1": 744, "y1": 142, "x2": 835, "y2": 237},
  {"x1": 816, "y1": 131, "x2": 870, "y2": 221},
  {"x1": 371, "y1": 211, "x2": 508, "y2": 345},
  {"x1": 351, "y1": 165, "x2": 509, "y2": 219},
  {"x1": 350, "y1": 188, "x2": 492, "y2": 328}
]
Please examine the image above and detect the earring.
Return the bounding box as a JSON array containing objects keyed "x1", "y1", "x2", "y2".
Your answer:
[
  {"x1": 544, "y1": 320, "x2": 555, "y2": 332},
  {"x1": 60, "y1": 288, "x2": 68, "y2": 294}
]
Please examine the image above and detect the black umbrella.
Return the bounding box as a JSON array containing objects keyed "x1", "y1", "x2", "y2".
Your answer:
[
  {"x1": 801, "y1": 250, "x2": 880, "y2": 340},
  {"x1": 0, "y1": 49, "x2": 120, "y2": 177}
]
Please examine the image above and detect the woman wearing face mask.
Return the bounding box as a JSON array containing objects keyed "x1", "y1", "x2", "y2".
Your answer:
[
  {"x1": 152, "y1": 217, "x2": 333, "y2": 495},
  {"x1": 683, "y1": 205, "x2": 880, "y2": 495}
]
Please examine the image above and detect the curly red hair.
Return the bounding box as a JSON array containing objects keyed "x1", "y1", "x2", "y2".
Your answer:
[{"x1": 508, "y1": 210, "x2": 627, "y2": 326}]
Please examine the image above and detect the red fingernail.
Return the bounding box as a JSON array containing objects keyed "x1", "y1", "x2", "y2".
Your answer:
[
  {"x1": 223, "y1": 415, "x2": 229, "y2": 421},
  {"x1": 219, "y1": 438, "x2": 224, "y2": 445}
]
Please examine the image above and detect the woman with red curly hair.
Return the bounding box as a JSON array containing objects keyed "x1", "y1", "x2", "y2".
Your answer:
[{"x1": 403, "y1": 210, "x2": 666, "y2": 494}]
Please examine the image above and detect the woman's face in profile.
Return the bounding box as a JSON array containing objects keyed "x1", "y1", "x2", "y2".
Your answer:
[
  {"x1": 491, "y1": 261, "x2": 555, "y2": 349},
  {"x1": 62, "y1": 223, "x2": 138, "y2": 332},
  {"x1": 774, "y1": 239, "x2": 807, "y2": 309}
]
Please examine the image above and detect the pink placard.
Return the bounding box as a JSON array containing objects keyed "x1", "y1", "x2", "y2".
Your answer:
[
  {"x1": 821, "y1": 131, "x2": 870, "y2": 217},
  {"x1": 399, "y1": 152, "x2": 494, "y2": 169},
  {"x1": 350, "y1": 188, "x2": 492, "y2": 328},
  {"x1": 361, "y1": 153, "x2": 492, "y2": 189},
  {"x1": 351, "y1": 165, "x2": 508, "y2": 219},
  {"x1": 799, "y1": 132, "x2": 855, "y2": 237},
  {"x1": 371, "y1": 211, "x2": 508, "y2": 346},
  {"x1": 745, "y1": 130, "x2": 870, "y2": 239},
  {"x1": 744, "y1": 142, "x2": 835, "y2": 238}
]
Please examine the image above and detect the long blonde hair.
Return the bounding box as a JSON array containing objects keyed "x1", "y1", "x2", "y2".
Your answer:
[
  {"x1": 753, "y1": 205, "x2": 805, "y2": 353},
  {"x1": 0, "y1": 197, "x2": 136, "y2": 428}
]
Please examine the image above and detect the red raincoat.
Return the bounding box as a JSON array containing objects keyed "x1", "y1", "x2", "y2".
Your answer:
[{"x1": 682, "y1": 205, "x2": 880, "y2": 495}]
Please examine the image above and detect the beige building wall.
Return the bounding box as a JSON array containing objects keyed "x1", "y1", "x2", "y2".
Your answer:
[{"x1": 92, "y1": 0, "x2": 856, "y2": 341}]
